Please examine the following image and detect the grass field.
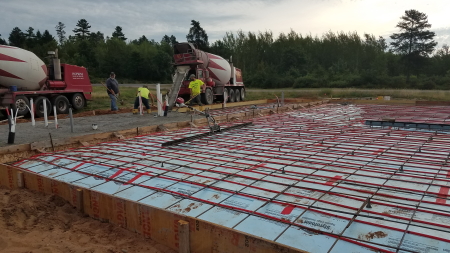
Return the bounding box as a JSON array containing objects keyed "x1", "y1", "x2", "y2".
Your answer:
[{"x1": 85, "y1": 86, "x2": 450, "y2": 111}]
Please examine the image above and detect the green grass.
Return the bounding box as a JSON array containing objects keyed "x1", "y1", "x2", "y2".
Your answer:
[
  {"x1": 85, "y1": 86, "x2": 450, "y2": 111},
  {"x1": 84, "y1": 86, "x2": 166, "y2": 111},
  {"x1": 246, "y1": 88, "x2": 450, "y2": 101}
]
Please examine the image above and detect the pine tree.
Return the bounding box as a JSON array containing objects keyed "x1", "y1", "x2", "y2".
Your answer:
[
  {"x1": 8, "y1": 27, "x2": 26, "y2": 47},
  {"x1": 55, "y1": 22, "x2": 66, "y2": 45},
  {"x1": 0, "y1": 34, "x2": 6, "y2": 45},
  {"x1": 73, "y1": 19, "x2": 91, "y2": 40},
  {"x1": 186, "y1": 20, "x2": 209, "y2": 50},
  {"x1": 390, "y1": 9, "x2": 437, "y2": 81},
  {"x1": 40, "y1": 30, "x2": 55, "y2": 44},
  {"x1": 89, "y1": 31, "x2": 105, "y2": 44},
  {"x1": 161, "y1": 34, "x2": 178, "y2": 47},
  {"x1": 112, "y1": 26, "x2": 127, "y2": 41},
  {"x1": 24, "y1": 27, "x2": 36, "y2": 49}
]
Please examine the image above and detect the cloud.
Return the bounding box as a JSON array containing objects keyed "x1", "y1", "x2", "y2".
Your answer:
[
  {"x1": 434, "y1": 27, "x2": 450, "y2": 46},
  {"x1": 0, "y1": 0, "x2": 449, "y2": 45}
]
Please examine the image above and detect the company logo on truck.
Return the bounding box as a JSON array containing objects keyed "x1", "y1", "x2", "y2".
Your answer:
[{"x1": 72, "y1": 72, "x2": 84, "y2": 80}]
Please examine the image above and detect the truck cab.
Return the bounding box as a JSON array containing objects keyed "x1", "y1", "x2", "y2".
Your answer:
[{"x1": 0, "y1": 47, "x2": 92, "y2": 117}]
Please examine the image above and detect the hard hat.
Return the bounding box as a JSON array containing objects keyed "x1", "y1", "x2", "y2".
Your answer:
[
  {"x1": 189, "y1": 74, "x2": 195, "y2": 79},
  {"x1": 176, "y1": 97, "x2": 185, "y2": 104}
]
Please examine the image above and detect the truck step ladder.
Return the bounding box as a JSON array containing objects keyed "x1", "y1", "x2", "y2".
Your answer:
[{"x1": 167, "y1": 66, "x2": 190, "y2": 110}]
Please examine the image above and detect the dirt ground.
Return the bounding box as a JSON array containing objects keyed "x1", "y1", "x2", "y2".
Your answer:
[{"x1": 0, "y1": 186, "x2": 176, "y2": 253}]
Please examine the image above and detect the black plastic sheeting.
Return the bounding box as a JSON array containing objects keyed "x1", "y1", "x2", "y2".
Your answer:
[{"x1": 365, "y1": 120, "x2": 450, "y2": 131}]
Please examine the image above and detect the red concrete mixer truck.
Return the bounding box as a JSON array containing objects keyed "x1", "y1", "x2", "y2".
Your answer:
[
  {"x1": 168, "y1": 42, "x2": 245, "y2": 107},
  {"x1": 0, "y1": 45, "x2": 92, "y2": 117}
]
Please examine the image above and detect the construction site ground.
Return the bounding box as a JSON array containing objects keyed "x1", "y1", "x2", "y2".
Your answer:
[
  {"x1": 0, "y1": 187, "x2": 175, "y2": 253},
  {"x1": 10, "y1": 99, "x2": 449, "y2": 252},
  {"x1": 0, "y1": 108, "x2": 204, "y2": 147}
]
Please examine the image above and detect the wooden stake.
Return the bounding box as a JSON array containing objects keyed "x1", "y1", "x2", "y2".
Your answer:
[
  {"x1": 76, "y1": 189, "x2": 84, "y2": 213},
  {"x1": 178, "y1": 220, "x2": 190, "y2": 253},
  {"x1": 17, "y1": 171, "x2": 24, "y2": 188}
]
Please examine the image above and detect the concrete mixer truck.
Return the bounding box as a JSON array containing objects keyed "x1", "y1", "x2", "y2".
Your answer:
[
  {"x1": 167, "y1": 42, "x2": 245, "y2": 108},
  {"x1": 0, "y1": 45, "x2": 92, "y2": 117}
]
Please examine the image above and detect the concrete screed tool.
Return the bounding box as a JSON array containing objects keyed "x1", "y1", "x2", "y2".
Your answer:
[
  {"x1": 160, "y1": 98, "x2": 252, "y2": 147},
  {"x1": 175, "y1": 97, "x2": 221, "y2": 133}
]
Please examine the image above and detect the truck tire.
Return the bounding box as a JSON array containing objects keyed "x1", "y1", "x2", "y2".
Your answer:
[
  {"x1": 71, "y1": 93, "x2": 85, "y2": 110},
  {"x1": 13, "y1": 95, "x2": 30, "y2": 116},
  {"x1": 235, "y1": 89, "x2": 241, "y2": 102},
  {"x1": 229, "y1": 89, "x2": 235, "y2": 103},
  {"x1": 34, "y1": 96, "x2": 52, "y2": 118},
  {"x1": 223, "y1": 88, "x2": 229, "y2": 102},
  {"x1": 201, "y1": 88, "x2": 214, "y2": 105},
  {"x1": 52, "y1": 95, "x2": 70, "y2": 114},
  {"x1": 240, "y1": 88, "x2": 245, "y2": 101}
]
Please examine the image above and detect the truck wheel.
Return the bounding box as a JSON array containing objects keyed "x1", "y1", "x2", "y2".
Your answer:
[
  {"x1": 13, "y1": 96, "x2": 30, "y2": 116},
  {"x1": 235, "y1": 89, "x2": 241, "y2": 102},
  {"x1": 52, "y1": 95, "x2": 70, "y2": 114},
  {"x1": 229, "y1": 89, "x2": 235, "y2": 103},
  {"x1": 201, "y1": 88, "x2": 214, "y2": 105},
  {"x1": 34, "y1": 96, "x2": 52, "y2": 118},
  {"x1": 223, "y1": 88, "x2": 229, "y2": 102},
  {"x1": 71, "y1": 93, "x2": 85, "y2": 110},
  {"x1": 240, "y1": 88, "x2": 245, "y2": 101}
]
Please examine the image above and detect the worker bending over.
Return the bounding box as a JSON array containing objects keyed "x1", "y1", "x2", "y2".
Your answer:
[
  {"x1": 133, "y1": 85, "x2": 153, "y2": 114},
  {"x1": 188, "y1": 74, "x2": 204, "y2": 106}
]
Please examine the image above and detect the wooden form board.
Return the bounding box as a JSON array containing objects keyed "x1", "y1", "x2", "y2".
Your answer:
[
  {"x1": 185, "y1": 216, "x2": 305, "y2": 253},
  {"x1": 0, "y1": 164, "x2": 304, "y2": 253}
]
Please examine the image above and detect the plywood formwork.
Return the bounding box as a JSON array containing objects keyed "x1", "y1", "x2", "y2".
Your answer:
[{"x1": 3, "y1": 103, "x2": 450, "y2": 252}]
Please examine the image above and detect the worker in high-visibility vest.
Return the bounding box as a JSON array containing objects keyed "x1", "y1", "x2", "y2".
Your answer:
[
  {"x1": 188, "y1": 74, "x2": 204, "y2": 106},
  {"x1": 133, "y1": 85, "x2": 153, "y2": 114}
]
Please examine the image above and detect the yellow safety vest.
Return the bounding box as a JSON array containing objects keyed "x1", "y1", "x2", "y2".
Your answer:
[{"x1": 137, "y1": 87, "x2": 150, "y2": 99}]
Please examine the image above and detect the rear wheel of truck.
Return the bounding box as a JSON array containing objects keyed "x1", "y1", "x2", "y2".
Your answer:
[
  {"x1": 71, "y1": 93, "x2": 85, "y2": 110},
  {"x1": 235, "y1": 89, "x2": 241, "y2": 102},
  {"x1": 13, "y1": 96, "x2": 30, "y2": 116},
  {"x1": 34, "y1": 96, "x2": 52, "y2": 118},
  {"x1": 201, "y1": 88, "x2": 214, "y2": 105},
  {"x1": 52, "y1": 95, "x2": 70, "y2": 114},
  {"x1": 229, "y1": 89, "x2": 235, "y2": 103},
  {"x1": 222, "y1": 88, "x2": 229, "y2": 102},
  {"x1": 240, "y1": 88, "x2": 245, "y2": 101}
]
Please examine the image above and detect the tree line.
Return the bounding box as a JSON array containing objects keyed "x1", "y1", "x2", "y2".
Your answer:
[{"x1": 1, "y1": 10, "x2": 449, "y2": 89}]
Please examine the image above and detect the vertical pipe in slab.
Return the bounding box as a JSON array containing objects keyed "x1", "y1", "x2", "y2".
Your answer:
[
  {"x1": 30, "y1": 98, "x2": 35, "y2": 126},
  {"x1": 156, "y1": 83, "x2": 163, "y2": 117},
  {"x1": 164, "y1": 95, "x2": 169, "y2": 116},
  {"x1": 138, "y1": 92, "x2": 143, "y2": 115},
  {"x1": 43, "y1": 99, "x2": 48, "y2": 127},
  {"x1": 281, "y1": 92, "x2": 284, "y2": 107},
  {"x1": 223, "y1": 89, "x2": 227, "y2": 108},
  {"x1": 7, "y1": 108, "x2": 15, "y2": 144},
  {"x1": 6, "y1": 106, "x2": 11, "y2": 132},
  {"x1": 159, "y1": 92, "x2": 164, "y2": 117},
  {"x1": 69, "y1": 108, "x2": 74, "y2": 133},
  {"x1": 53, "y1": 105, "x2": 58, "y2": 129}
]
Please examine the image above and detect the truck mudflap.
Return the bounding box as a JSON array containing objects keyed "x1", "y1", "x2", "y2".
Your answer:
[{"x1": 0, "y1": 92, "x2": 14, "y2": 107}]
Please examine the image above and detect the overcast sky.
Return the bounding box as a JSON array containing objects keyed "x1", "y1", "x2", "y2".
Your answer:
[{"x1": 1, "y1": 0, "x2": 449, "y2": 47}]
